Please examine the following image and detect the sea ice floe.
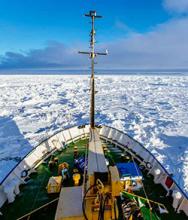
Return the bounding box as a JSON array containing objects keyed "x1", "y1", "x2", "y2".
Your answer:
[{"x1": 0, "y1": 74, "x2": 188, "y2": 196}]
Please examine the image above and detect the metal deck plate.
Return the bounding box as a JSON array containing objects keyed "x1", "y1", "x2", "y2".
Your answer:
[
  {"x1": 87, "y1": 129, "x2": 108, "y2": 175},
  {"x1": 55, "y1": 186, "x2": 84, "y2": 220}
]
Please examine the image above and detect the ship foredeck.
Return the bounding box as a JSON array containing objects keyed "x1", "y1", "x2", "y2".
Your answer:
[{"x1": 1, "y1": 137, "x2": 187, "y2": 220}]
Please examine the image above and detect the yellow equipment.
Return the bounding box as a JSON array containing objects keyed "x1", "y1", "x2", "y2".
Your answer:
[
  {"x1": 47, "y1": 176, "x2": 62, "y2": 194},
  {"x1": 72, "y1": 169, "x2": 81, "y2": 186}
]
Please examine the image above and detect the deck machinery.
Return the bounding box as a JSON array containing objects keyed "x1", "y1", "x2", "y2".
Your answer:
[{"x1": 55, "y1": 11, "x2": 122, "y2": 220}]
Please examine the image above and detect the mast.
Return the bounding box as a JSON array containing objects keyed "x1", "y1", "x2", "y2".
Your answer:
[{"x1": 79, "y1": 11, "x2": 108, "y2": 129}]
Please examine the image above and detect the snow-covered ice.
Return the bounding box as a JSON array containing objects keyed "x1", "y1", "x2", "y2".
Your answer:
[{"x1": 0, "y1": 74, "x2": 188, "y2": 196}]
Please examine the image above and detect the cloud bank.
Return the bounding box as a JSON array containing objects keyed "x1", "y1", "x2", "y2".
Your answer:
[
  {"x1": 101, "y1": 17, "x2": 188, "y2": 69},
  {"x1": 0, "y1": 42, "x2": 87, "y2": 69},
  {"x1": 1, "y1": 2, "x2": 188, "y2": 70}
]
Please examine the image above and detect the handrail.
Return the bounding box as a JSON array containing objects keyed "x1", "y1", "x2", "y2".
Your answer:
[{"x1": 16, "y1": 197, "x2": 59, "y2": 220}]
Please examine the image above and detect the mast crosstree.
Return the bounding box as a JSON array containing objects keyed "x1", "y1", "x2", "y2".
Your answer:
[{"x1": 79, "y1": 11, "x2": 108, "y2": 129}]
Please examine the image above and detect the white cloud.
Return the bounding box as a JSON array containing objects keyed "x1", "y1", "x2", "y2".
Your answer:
[
  {"x1": 163, "y1": 0, "x2": 188, "y2": 13},
  {"x1": 1, "y1": 16, "x2": 188, "y2": 70},
  {"x1": 98, "y1": 17, "x2": 188, "y2": 69}
]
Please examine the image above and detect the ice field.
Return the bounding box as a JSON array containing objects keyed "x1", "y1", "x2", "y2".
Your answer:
[{"x1": 0, "y1": 74, "x2": 188, "y2": 196}]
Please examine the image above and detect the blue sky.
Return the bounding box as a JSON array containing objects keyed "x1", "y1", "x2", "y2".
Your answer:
[{"x1": 0, "y1": 0, "x2": 188, "y2": 70}]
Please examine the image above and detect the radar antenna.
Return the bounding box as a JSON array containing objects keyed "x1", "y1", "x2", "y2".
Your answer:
[{"x1": 79, "y1": 11, "x2": 108, "y2": 129}]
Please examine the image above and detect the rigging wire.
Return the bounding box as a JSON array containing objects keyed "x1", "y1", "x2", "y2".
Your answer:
[
  {"x1": 131, "y1": 154, "x2": 153, "y2": 220},
  {"x1": 30, "y1": 166, "x2": 49, "y2": 215}
]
